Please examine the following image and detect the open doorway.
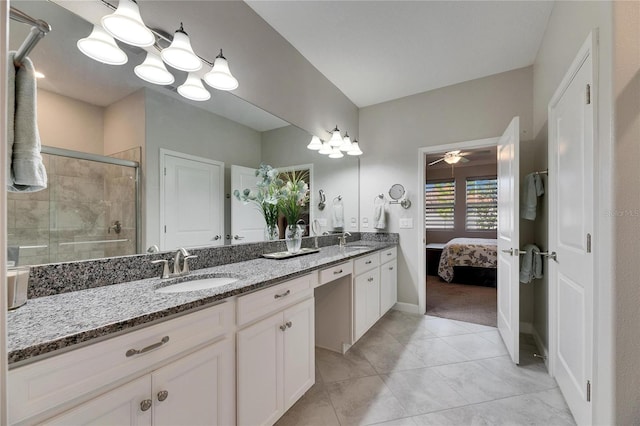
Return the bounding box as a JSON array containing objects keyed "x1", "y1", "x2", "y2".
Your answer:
[{"x1": 424, "y1": 146, "x2": 498, "y2": 327}]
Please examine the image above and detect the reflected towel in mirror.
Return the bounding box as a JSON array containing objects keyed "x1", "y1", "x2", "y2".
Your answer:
[{"x1": 332, "y1": 198, "x2": 344, "y2": 229}]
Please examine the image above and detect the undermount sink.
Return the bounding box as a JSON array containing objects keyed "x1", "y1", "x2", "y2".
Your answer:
[
  {"x1": 155, "y1": 276, "x2": 238, "y2": 294},
  {"x1": 343, "y1": 245, "x2": 371, "y2": 251}
]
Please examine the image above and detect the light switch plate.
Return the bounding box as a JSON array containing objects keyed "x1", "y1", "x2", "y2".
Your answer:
[
  {"x1": 399, "y1": 218, "x2": 414, "y2": 229},
  {"x1": 362, "y1": 217, "x2": 369, "y2": 228},
  {"x1": 350, "y1": 217, "x2": 357, "y2": 228}
]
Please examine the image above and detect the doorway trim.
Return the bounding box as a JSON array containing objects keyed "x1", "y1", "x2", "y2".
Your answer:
[{"x1": 418, "y1": 137, "x2": 499, "y2": 315}]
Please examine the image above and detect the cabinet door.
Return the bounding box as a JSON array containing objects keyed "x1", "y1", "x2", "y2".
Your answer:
[
  {"x1": 354, "y1": 269, "x2": 380, "y2": 341},
  {"x1": 43, "y1": 376, "x2": 151, "y2": 426},
  {"x1": 380, "y1": 259, "x2": 398, "y2": 315},
  {"x1": 283, "y1": 298, "x2": 315, "y2": 411},
  {"x1": 152, "y1": 337, "x2": 235, "y2": 426},
  {"x1": 365, "y1": 269, "x2": 381, "y2": 330},
  {"x1": 237, "y1": 312, "x2": 284, "y2": 426}
]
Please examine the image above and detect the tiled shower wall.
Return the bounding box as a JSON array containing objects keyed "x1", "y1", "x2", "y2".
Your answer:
[{"x1": 7, "y1": 148, "x2": 139, "y2": 266}]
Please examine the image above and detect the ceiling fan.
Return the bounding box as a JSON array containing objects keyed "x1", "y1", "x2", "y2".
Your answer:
[{"x1": 428, "y1": 150, "x2": 470, "y2": 166}]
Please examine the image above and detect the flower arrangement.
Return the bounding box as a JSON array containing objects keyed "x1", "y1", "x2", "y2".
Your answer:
[
  {"x1": 278, "y1": 169, "x2": 310, "y2": 226},
  {"x1": 233, "y1": 164, "x2": 283, "y2": 238}
]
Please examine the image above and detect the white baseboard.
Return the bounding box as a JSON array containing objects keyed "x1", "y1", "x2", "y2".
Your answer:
[
  {"x1": 393, "y1": 302, "x2": 421, "y2": 315},
  {"x1": 532, "y1": 327, "x2": 549, "y2": 369},
  {"x1": 520, "y1": 321, "x2": 534, "y2": 334}
]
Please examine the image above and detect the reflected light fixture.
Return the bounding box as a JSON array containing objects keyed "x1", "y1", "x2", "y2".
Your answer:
[
  {"x1": 101, "y1": 0, "x2": 155, "y2": 47},
  {"x1": 204, "y1": 49, "x2": 239, "y2": 91},
  {"x1": 318, "y1": 140, "x2": 333, "y2": 155},
  {"x1": 177, "y1": 73, "x2": 211, "y2": 101},
  {"x1": 339, "y1": 131, "x2": 352, "y2": 151},
  {"x1": 134, "y1": 52, "x2": 175, "y2": 85},
  {"x1": 329, "y1": 147, "x2": 344, "y2": 159},
  {"x1": 328, "y1": 125, "x2": 343, "y2": 147},
  {"x1": 77, "y1": 25, "x2": 128, "y2": 65},
  {"x1": 347, "y1": 139, "x2": 363, "y2": 156},
  {"x1": 306, "y1": 136, "x2": 322, "y2": 150},
  {"x1": 444, "y1": 151, "x2": 462, "y2": 164},
  {"x1": 161, "y1": 23, "x2": 202, "y2": 72},
  {"x1": 34, "y1": 70, "x2": 45, "y2": 79}
]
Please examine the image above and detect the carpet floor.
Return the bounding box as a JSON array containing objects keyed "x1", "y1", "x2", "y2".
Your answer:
[{"x1": 426, "y1": 275, "x2": 497, "y2": 327}]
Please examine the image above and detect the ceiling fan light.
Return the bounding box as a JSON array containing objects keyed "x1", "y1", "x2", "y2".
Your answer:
[
  {"x1": 339, "y1": 131, "x2": 353, "y2": 151},
  {"x1": 444, "y1": 154, "x2": 461, "y2": 164},
  {"x1": 161, "y1": 24, "x2": 202, "y2": 72},
  {"x1": 328, "y1": 125, "x2": 343, "y2": 147},
  {"x1": 307, "y1": 135, "x2": 323, "y2": 150},
  {"x1": 329, "y1": 147, "x2": 344, "y2": 159},
  {"x1": 100, "y1": 0, "x2": 155, "y2": 47},
  {"x1": 347, "y1": 140, "x2": 363, "y2": 156},
  {"x1": 134, "y1": 52, "x2": 175, "y2": 85},
  {"x1": 77, "y1": 25, "x2": 128, "y2": 65},
  {"x1": 204, "y1": 50, "x2": 239, "y2": 91},
  {"x1": 177, "y1": 73, "x2": 211, "y2": 101},
  {"x1": 318, "y1": 140, "x2": 333, "y2": 155}
]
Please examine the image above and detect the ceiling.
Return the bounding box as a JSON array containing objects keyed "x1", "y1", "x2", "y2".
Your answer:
[{"x1": 245, "y1": 1, "x2": 554, "y2": 107}]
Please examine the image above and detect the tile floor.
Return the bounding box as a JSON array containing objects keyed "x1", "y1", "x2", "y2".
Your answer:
[{"x1": 276, "y1": 311, "x2": 575, "y2": 426}]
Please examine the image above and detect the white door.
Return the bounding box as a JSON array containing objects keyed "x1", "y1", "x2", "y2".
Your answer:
[
  {"x1": 231, "y1": 165, "x2": 266, "y2": 243},
  {"x1": 548, "y1": 33, "x2": 595, "y2": 426},
  {"x1": 43, "y1": 376, "x2": 151, "y2": 426},
  {"x1": 160, "y1": 150, "x2": 224, "y2": 250},
  {"x1": 282, "y1": 298, "x2": 315, "y2": 411},
  {"x1": 497, "y1": 117, "x2": 520, "y2": 364}
]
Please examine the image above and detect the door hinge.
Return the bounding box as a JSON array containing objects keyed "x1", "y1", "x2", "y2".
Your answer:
[
  {"x1": 587, "y1": 233, "x2": 592, "y2": 253},
  {"x1": 586, "y1": 84, "x2": 591, "y2": 105},
  {"x1": 164, "y1": 225, "x2": 167, "y2": 233},
  {"x1": 164, "y1": 167, "x2": 166, "y2": 176},
  {"x1": 587, "y1": 380, "x2": 591, "y2": 402}
]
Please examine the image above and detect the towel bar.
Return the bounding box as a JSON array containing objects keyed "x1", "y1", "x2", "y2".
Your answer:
[
  {"x1": 518, "y1": 250, "x2": 557, "y2": 261},
  {"x1": 10, "y1": 7, "x2": 51, "y2": 66}
]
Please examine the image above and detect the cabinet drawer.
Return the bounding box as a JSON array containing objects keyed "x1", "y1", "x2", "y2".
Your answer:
[
  {"x1": 380, "y1": 247, "x2": 397, "y2": 261},
  {"x1": 354, "y1": 252, "x2": 380, "y2": 275},
  {"x1": 237, "y1": 274, "x2": 313, "y2": 327},
  {"x1": 318, "y1": 261, "x2": 353, "y2": 287},
  {"x1": 9, "y1": 302, "x2": 233, "y2": 425}
]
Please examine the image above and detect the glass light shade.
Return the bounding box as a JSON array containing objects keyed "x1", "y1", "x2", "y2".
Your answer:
[
  {"x1": 177, "y1": 73, "x2": 211, "y2": 101},
  {"x1": 347, "y1": 140, "x2": 363, "y2": 156},
  {"x1": 204, "y1": 50, "x2": 239, "y2": 90},
  {"x1": 318, "y1": 141, "x2": 333, "y2": 155},
  {"x1": 161, "y1": 26, "x2": 202, "y2": 72},
  {"x1": 77, "y1": 25, "x2": 128, "y2": 65},
  {"x1": 329, "y1": 147, "x2": 344, "y2": 159},
  {"x1": 134, "y1": 52, "x2": 174, "y2": 85},
  {"x1": 339, "y1": 132, "x2": 353, "y2": 151},
  {"x1": 101, "y1": 0, "x2": 155, "y2": 47},
  {"x1": 444, "y1": 155, "x2": 461, "y2": 164},
  {"x1": 306, "y1": 136, "x2": 322, "y2": 150},
  {"x1": 328, "y1": 126, "x2": 343, "y2": 147}
]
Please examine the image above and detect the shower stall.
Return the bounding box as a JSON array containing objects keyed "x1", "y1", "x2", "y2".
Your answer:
[{"x1": 7, "y1": 146, "x2": 140, "y2": 266}]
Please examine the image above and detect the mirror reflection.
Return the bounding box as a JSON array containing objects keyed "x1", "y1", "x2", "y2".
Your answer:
[{"x1": 8, "y1": 0, "x2": 359, "y2": 266}]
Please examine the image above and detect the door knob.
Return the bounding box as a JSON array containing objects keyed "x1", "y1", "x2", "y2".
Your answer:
[
  {"x1": 213, "y1": 235, "x2": 221, "y2": 241},
  {"x1": 157, "y1": 390, "x2": 169, "y2": 402},
  {"x1": 501, "y1": 248, "x2": 514, "y2": 256}
]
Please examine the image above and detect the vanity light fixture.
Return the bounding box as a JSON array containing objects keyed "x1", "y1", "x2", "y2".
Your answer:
[
  {"x1": 77, "y1": 25, "x2": 128, "y2": 65},
  {"x1": 204, "y1": 49, "x2": 239, "y2": 91},
  {"x1": 339, "y1": 131, "x2": 353, "y2": 152},
  {"x1": 328, "y1": 125, "x2": 344, "y2": 147},
  {"x1": 177, "y1": 73, "x2": 211, "y2": 101},
  {"x1": 100, "y1": 0, "x2": 154, "y2": 47},
  {"x1": 134, "y1": 52, "x2": 175, "y2": 85},
  {"x1": 347, "y1": 138, "x2": 363, "y2": 156},
  {"x1": 306, "y1": 135, "x2": 323, "y2": 150},
  {"x1": 161, "y1": 23, "x2": 202, "y2": 72},
  {"x1": 318, "y1": 140, "x2": 333, "y2": 155},
  {"x1": 328, "y1": 147, "x2": 344, "y2": 159}
]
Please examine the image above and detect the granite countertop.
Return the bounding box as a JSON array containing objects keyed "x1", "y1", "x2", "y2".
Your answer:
[{"x1": 7, "y1": 241, "x2": 395, "y2": 367}]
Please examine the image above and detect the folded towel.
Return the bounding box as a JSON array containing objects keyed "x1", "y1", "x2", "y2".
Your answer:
[
  {"x1": 8, "y1": 52, "x2": 48, "y2": 193},
  {"x1": 519, "y1": 244, "x2": 543, "y2": 283},
  {"x1": 373, "y1": 203, "x2": 386, "y2": 230},
  {"x1": 332, "y1": 201, "x2": 344, "y2": 229},
  {"x1": 520, "y1": 173, "x2": 544, "y2": 220}
]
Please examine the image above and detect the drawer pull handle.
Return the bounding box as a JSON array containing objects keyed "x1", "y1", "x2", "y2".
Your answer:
[
  {"x1": 389, "y1": 267, "x2": 394, "y2": 270},
  {"x1": 286, "y1": 321, "x2": 292, "y2": 328},
  {"x1": 280, "y1": 321, "x2": 293, "y2": 331},
  {"x1": 387, "y1": 253, "x2": 392, "y2": 256},
  {"x1": 368, "y1": 277, "x2": 374, "y2": 282},
  {"x1": 333, "y1": 269, "x2": 343, "y2": 275},
  {"x1": 140, "y1": 399, "x2": 152, "y2": 412},
  {"x1": 365, "y1": 260, "x2": 372, "y2": 265},
  {"x1": 274, "y1": 290, "x2": 291, "y2": 299},
  {"x1": 126, "y1": 336, "x2": 169, "y2": 357},
  {"x1": 280, "y1": 324, "x2": 287, "y2": 331},
  {"x1": 157, "y1": 390, "x2": 169, "y2": 402}
]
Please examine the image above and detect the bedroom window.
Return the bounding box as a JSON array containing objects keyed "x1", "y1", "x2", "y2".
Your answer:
[
  {"x1": 425, "y1": 180, "x2": 455, "y2": 229},
  {"x1": 466, "y1": 177, "x2": 498, "y2": 230}
]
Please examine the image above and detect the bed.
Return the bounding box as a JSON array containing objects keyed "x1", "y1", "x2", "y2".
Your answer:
[{"x1": 437, "y1": 238, "x2": 498, "y2": 283}]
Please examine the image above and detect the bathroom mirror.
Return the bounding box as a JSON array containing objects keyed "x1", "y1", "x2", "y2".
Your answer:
[{"x1": 7, "y1": 0, "x2": 359, "y2": 266}]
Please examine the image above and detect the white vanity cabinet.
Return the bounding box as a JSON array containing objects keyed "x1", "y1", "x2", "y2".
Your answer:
[
  {"x1": 379, "y1": 247, "x2": 398, "y2": 315},
  {"x1": 237, "y1": 274, "x2": 315, "y2": 426},
  {"x1": 353, "y1": 252, "x2": 381, "y2": 341},
  {"x1": 9, "y1": 302, "x2": 235, "y2": 426}
]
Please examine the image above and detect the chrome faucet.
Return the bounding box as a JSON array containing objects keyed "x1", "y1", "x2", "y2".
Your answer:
[
  {"x1": 338, "y1": 231, "x2": 352, "y2": 248},
  {"x1": 151, "y1": 248, "x2": 198, "y2": 279}
]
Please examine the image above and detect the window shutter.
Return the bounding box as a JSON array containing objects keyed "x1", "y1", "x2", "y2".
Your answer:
[
  {"x1": 425, "y1": 180, "x2": 455, "y2": 229},
  {"x1": 466, "y1": 177, "x2": 498, "y2": 230}
]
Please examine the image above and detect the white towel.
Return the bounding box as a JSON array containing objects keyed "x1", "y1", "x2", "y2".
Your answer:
[
  {"x1": 519, "y1": 244, "x2": 543, "y2": 283},
  {"x1": 520, "y1": 173, "x2": 544, "y2": 220},
  {"x1": 8, "y1": 52, "x2": 47, "y2": 193},
  {"x1": 332, "y1": 201, "x2": 344, "y2": 229},
  {"x1": 373, "y1": 203, "x2": 386, "y2": 229}
]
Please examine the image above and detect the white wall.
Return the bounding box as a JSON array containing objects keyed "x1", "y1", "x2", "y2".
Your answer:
[
  {"x1": 37, "y1": 89, "x2": 104, "y2": 155},
  {"x1": 261, "y1": 125, "x2": 360, "y2": 235},
  {"x1": 144, "y1": 89, "x2": 262, "y2": 248},
  {"x1": 359, "y1": 67, "x2": 534, "y2": 306},
  {"x1": 613, "y1": 1, "x2": 640, "y2": 422},
  {"x1": 530, "y1": 2, "x2": 614, "y2": 422}
]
